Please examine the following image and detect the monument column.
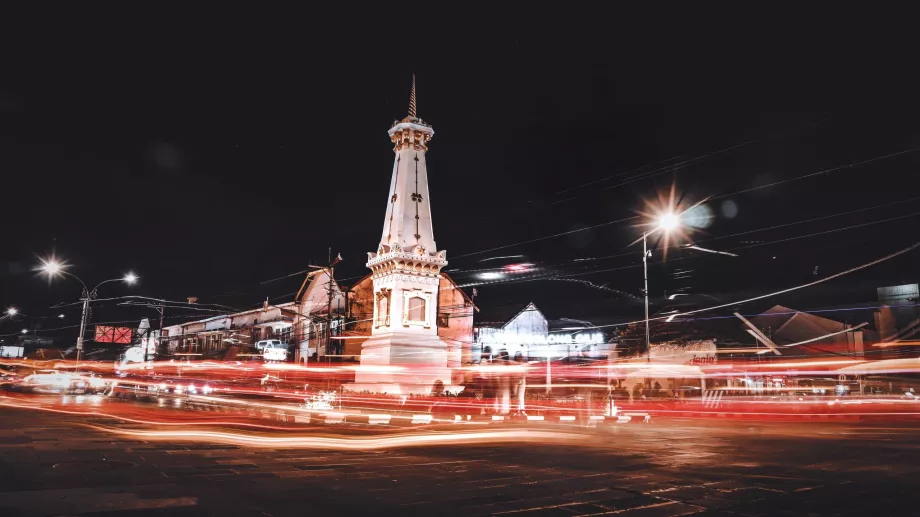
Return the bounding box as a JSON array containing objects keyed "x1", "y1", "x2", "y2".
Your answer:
[{"x1": 348, "y1": 76, "x2": 458, "y2": 395}]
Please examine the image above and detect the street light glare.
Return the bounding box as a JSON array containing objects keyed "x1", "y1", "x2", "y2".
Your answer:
[
  {"x1": 6, "y1": 308, "x2": 17, "y2": 316},
  {"x1": 657, "y1": 212, "x2": 681, "y2": 232},
  {"x1": 124, "y1": 272, "x2": 138, "y2": 284},
  {"x1": 21, "y1": 329, "x2": 28, "y2": 334},
  {"x1": 41, "y1": 259, "x2": 64, "y2": 276}
]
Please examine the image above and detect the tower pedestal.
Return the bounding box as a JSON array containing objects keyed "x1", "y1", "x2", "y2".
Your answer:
[{"x1": 346, "y1": 332, "x2": 463, "y2": 395}]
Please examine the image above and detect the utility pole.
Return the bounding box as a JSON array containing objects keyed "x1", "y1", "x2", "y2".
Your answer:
[
  {"x1": 642, "y1": 231, "x2": 650, "y2": 364},
  {"x1": 76, "y1": 290, "x2": 90, "y2": 364},
  {"x1": 153, "y1": 303, "x2": 165, "y2": 362},
  {"x1": 325, "y1": 249, "x2": 343, "y2": 363},
  {"x1": 327, "y1": 248, "x2": 333, "y2": 363}
]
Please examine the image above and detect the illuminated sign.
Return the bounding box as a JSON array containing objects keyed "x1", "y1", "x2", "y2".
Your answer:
[
  {"x1": 94, "y1": 326, "x2": 133, "y2": 344},
  {"x1": 479, "y1": 330, "x2": 605, "y2": 347}
]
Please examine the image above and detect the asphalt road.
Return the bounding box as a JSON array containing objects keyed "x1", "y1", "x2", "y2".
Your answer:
[{"x1": 1, "y1": 404, "x2": 920, "y2": 517}]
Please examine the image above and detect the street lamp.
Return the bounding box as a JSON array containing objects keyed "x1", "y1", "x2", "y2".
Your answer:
[
  {"x1": 40, "y1": 259, "x2": 138, "y2": 363},
  {"x1": 642, "y1": 212, "x2": 683, "y2": 364},
  {"x1": 1, "y1": 307, "x2": 18, "y2": 324}
]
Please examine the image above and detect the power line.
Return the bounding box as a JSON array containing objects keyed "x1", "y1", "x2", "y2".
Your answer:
[{"x1": 451, "y1": 145, "x2": 920, "y2": 263}]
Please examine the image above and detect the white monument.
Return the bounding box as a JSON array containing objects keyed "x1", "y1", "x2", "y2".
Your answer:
[{"x1": 349, "y1": 77, "x2": 460, "y2": 395}]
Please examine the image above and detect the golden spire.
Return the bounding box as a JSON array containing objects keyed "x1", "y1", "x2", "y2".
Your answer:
[{"x1": 408, "y1": 74, "x2": 417, "y2": 119}]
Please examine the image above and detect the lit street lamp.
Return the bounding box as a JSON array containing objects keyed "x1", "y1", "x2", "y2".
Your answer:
[
  {"x1": 1, "y1": 307, "x2": 18, "y2": 323},
  {"x1": 40, "y1": 259, "x2": 137, "y2": 363},
  {"x1": 642, "y1": 212, "x2": 683, "y2": 364}
]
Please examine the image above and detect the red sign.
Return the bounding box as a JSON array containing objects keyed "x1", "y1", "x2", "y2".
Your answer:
[{"x1": 94, "y1": 326, "x2": 133, "y2": 344}]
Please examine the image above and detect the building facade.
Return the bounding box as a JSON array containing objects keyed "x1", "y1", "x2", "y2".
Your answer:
[
  {"x1": 162, "y1": 269, "x2": 346, "y2": 361},
  {"x1": 475, "y1": 302, "x2": 611, "y2": 362}
]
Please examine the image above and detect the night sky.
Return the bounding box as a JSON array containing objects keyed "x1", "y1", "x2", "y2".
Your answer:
[{"x1": 2, "y1": 7, "x2": 919, "y2": 340}]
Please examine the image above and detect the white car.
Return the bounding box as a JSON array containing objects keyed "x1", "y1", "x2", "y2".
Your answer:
[{"x1": 262, "y1": 342, "x2": 289, "y2": 362}]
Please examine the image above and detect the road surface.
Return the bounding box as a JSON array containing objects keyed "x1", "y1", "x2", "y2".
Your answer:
[{"x1": 1, "y1": 404, "x2": 918, "y2": 516}]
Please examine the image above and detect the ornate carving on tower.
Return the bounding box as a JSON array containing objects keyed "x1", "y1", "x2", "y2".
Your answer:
[{"x1": 373, "y1": 74, "x2": 444, "y2": 276}]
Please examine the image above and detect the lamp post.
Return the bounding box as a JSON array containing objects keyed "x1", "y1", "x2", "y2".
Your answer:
[
  {"x1": 40, "y1": 259, "x2": 137, "y2": 363},
  {"x1": 642, "y1": 212, "x2": 681, "y2": 364}
]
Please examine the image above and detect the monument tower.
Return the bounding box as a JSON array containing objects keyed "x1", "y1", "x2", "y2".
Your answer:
[{"x1": 350, "y1": 76, "x2": 458, "y2": 394}]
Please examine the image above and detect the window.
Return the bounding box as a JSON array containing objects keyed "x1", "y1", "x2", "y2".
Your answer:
[
  {"x1": 402, "y1": 290, "x2": 431, "y2": 327},
  {"x1": 277, "y1": 327, "x2": 292, "y2": 344},
  {"x1": 407, "y1": 296, "x2": 426, "y2": 322},
  {"x1": 437, "y1": 313, "x2": 449, "y2": 328},
  {"x1": 376, "y1": 295, "x2": 389, "y2": 326}
]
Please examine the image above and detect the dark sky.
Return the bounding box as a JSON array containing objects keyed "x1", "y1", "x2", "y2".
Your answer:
[{"x1": 2, "y1": 6, "x2": 919, "y2": 339}]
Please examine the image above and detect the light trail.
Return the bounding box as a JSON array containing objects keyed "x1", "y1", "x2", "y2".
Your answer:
[
  {"x1": 85, "y1": 426, "x2": 588, "y2": 450},
  {"x1": 0, "y1": 398, "x2": 303, "y2": 431}
]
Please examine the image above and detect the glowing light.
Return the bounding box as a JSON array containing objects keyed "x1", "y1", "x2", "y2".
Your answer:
[
  {"x1": 89, "y1": 426, "x2": 586, "y2": 451},
  {"x1": 58, "y1": 314, "x2": 64, "y2": 318},
  {"x1": 123, "y1": 272, "x2": 138, "y2": 284},
  {"x1": 20, "y1": 329, "x2": 28, "y2": 334},
  {"x1": 479, "y1": 272, "x2": 504, "y2": 280},
  {"x1": 479, "y1": 330, "x2": 605, "y2": 347},
  {"x1": 682, "y1": 203, "x2": 714, "y2": 229},
  {"x1": 6, "y1": 308, "x2": 17, "y2": 316},
  {"x1": 657, "y1": 212, "x2": 680, "y2": 231},
  {"x1": 40, "y1": 258, "x2": 66, "y2": 277}
]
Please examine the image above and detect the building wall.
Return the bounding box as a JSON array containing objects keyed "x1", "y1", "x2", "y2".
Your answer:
[
  {"x1": 437, "y1": 277, "x2": 475, "y2": 367},
  {"x1": 344, "y1": 273, "x2": 475, "y2": 364},
  {"x1": 343, "y1": 276, "x2": 375, "y2": 359},
  {"x1": 479, "y1": 303, "x2": 549, "y2": 360},
  {"x1": 163, "y1": 302, "x2": 298, "y2": 356}
]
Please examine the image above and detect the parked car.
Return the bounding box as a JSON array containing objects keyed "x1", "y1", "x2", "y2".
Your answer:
[{"x1": 262, "y1": 341, "x2": 289, "y2": 362}]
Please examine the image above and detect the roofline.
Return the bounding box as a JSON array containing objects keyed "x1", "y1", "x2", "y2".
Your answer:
[
  {"x1": 164, "y1": 302, "x2": 296, "y2": 330},
  {"x1": 501, "y1": 302, "x2": 544, "y2": 330},
  {"x1": 442, "y1": 273, "x2": 479, "y2": 312}
]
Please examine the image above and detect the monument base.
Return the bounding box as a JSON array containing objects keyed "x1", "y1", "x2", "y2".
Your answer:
[{"x1": 346, "y1": 332, "x2": 463, "y2": 395}]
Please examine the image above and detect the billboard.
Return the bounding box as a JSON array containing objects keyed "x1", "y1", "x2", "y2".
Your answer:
[
  {"x1": 0, "y1": 345, "x2": 24, "y2": 358},
  {"x1": 94, "y1": 326, "x2": 133, "y2": 344}
]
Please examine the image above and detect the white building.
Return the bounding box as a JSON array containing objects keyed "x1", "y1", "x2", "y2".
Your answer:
[{"x1": 476, "y1": 302, "x2": 611, "y2": 362}]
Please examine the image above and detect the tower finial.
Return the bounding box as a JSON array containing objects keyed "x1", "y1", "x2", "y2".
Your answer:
[{"x1": 408, "y1": 74, "x2": 417, "y2": 119}]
